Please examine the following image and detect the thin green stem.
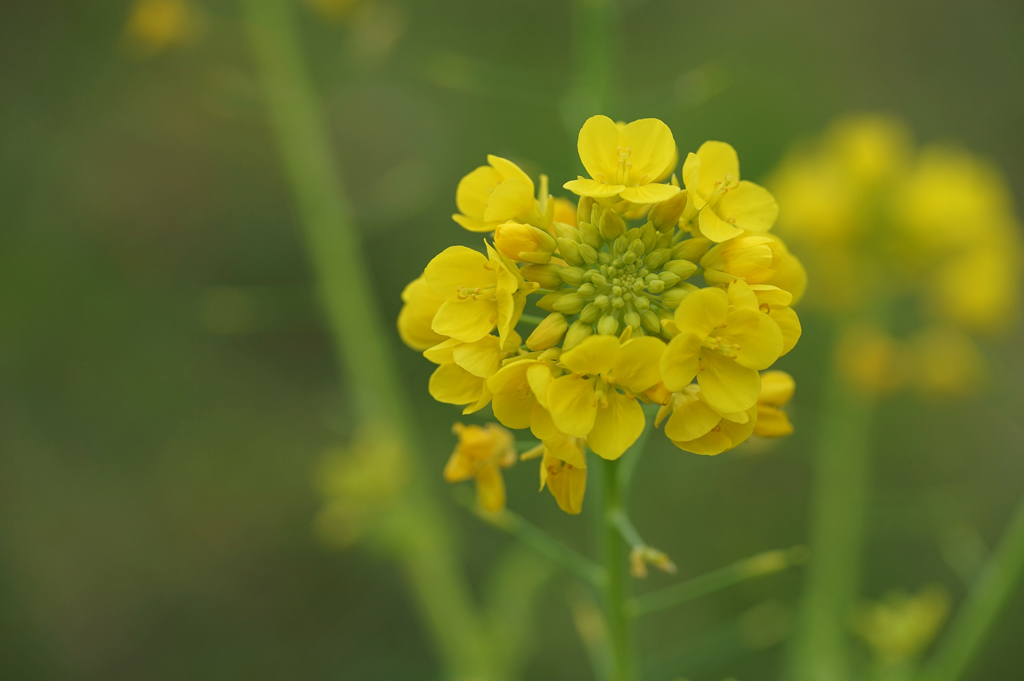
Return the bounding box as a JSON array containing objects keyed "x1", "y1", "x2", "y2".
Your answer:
[
  {"x1": 629, "y1": 546, "x2": 809, "y2": 618},
  {"x1": 517, "y1": 313, "x2": 545, "y2": 326},
  {"x1": 918, "y1": 489, "x2": 1024, "y2": 681},
  {"x1": 241, "y1": 2, "x2": 496, "y2": 678},
  {"x1": 618, "y1": 403, "x2": 660, "y2": 503},
  {"x1": 463, "y1": 498, "x2": 606, "y2": 586},
  {"x1": 603, "y1": 457, "x2": 635, "y2": 681},
  {"x1": 788, "y1": 328, "x2": 876, "y2": 681}
]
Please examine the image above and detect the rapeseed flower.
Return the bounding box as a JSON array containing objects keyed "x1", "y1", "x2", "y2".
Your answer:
[
  {"x1": 444, "y1": 423, "x2": 517, "y2": 512},
  {"x1": 401, "y1": 115, "x2": 805, "y2": 513}
]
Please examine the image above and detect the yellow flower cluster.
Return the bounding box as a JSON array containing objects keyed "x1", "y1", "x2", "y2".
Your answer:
[
  {"x1": 400, "y1": 116, "x2": 805, "y2": 513},
  {"x1": 769, "y1": 115, "x2": 1023, "y2": 395}
]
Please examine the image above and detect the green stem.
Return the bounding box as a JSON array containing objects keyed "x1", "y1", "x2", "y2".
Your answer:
[
  {"x1": 517, "y1": 314, "x2": 545, "y2": 326},
  {"x1": 918, "y1": 489, "x2": 1024, "y2": 681},
  {"x1": 464, "y1": 500, "x2": 606, "y2": 586},
  {"x1": 629, "y1": 546, "x2": 809, "y2": 617},
  {"x1": 603, "y1": 457, "x2": 635, "y2": 681},
  {"x1": 789, "y1": 331, "x2": 875, "y2": 681},
  {"x1": 241, "y1": 2, "x2": 496, "y2": 678}
]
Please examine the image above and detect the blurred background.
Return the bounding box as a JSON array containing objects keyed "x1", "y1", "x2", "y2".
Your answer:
[{"x1": 2, "y1": 0, "x2": 1023, "y2": 679}]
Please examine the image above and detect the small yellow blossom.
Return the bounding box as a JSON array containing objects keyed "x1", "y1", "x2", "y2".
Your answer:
[
  {"x1": 486, "y1": 351, "x2": 562, "y2": 438},
  {"x1": 424, "y1": 242, "x2": 538, "y2": 345},
  {"x1": 453, "y1": 155, "x2": 546, "y2": 233},
  {"x1": 682, "y1": 141, "x2": 779, "y2": 242},
  {"x1": 661, "y1": 280, "x2": 784, "y2": 414},
  {"x1": 547, "y1": 334, "x2": 666, "y2": 459},
  {"x1": 444, "y1": 423, "x2": 517, "y2": 512},
  {"x1": 424, "y1": 331, "x2": 522, "y2": 414},
  {"x1": 563, "y1": 116, "x2": 680, "y2": 204},
  {"x1": 754, "y1": 371, "x2": 795, "y2": 438},
  {"x1": 854, "y1": 585, "x2": 950, "y2": 665},
  {"x1": 124, "y1": 0, "x2": 199, "y2": 56},
  {"x1": 655, "y1": 384, "x2": 757, "y2": 456},
  {"x1": 397, "y1": 274, "x2": 446, "y2": 350}
]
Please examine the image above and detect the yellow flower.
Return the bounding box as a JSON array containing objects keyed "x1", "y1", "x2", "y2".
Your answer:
[
  {"x1": 908, "y1": 326, "x2": 986, "y2": 397},
  {"x1": 452, "y1": 155, "x2": 544, "y2": 233},
  {"x1": 546, "y1": 334, "x2": 666, "y2": 459},
  {"x1": 494, "y1": 221, "x2": 558, "y2": 264},
  {"x1": 553, "y1": 197, "x2": 578, "y2": 227},
  {"x1": 524, "y1": 435, "x2": 588, "y2": 514},
  {"x1": 443, "y1": 423, "x2": 517, "y2": 513},
  {"x1": 750, "y1": 285, "x2": 802, "y2": 355},
  {"x1": 486, "y1": 352, "x2": 562, "y2": 438},
  {"x1": 853, "y1": 585, "x2": 950, "y2": 665},
  {"x1": 754, "y1": 370, "x2": 795, "y2": 438},
  {"x1": 700, "y1": 235, "x2": 784, "y2": 286},
  {"x1": 836, "y1": 324, "x2": 908, "y2": 396},
  {"x1": 655, "y1": 384, "x2": 756, "y2": 455},
  {"x1": 424, "y1": 331, "x2": 522, "y2": 413},
  {"x1": 424, "y1": 242, "x2": 538, "y2": 345},
  {"x1": 563, "y1": 116, "x2": 680, "y2": 204},
  {"x1": 682, "y1": 141, "x2": 779, "y2": 242},
  {"x1": 124, "y1": 0, "x2": 199, "y2": 56},
  {"x1": 660, "y1": 280, "x2": 784, "y2": 414},
  {"x1": 932, "y1": 246, "x2": 1022, "y2": 335},
  {"x1": 397, "y1": 274, "x2": 446, "y2": 351}
]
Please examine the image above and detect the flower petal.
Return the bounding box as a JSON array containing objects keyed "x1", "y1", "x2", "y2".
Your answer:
[
  {"x1": 695, "y1": 141, "x2": 740, "y2": 197},
  {"x1": 431, "y1": 298, "x2": 495, "y2": 343},
  {"x1": 474, "y1": 465, "x2": 506, "y2": 512},
  {"x1": 714, "y1": 180, "x2": 778, "y2": 233},
  {"x1": 682, "y1": 152, "x2": 704, "y2": 208},
  {"x1": 484, "y1": 176, "x2": 537, "y2": 223},
  {"x1": 587, "y1": 390, "x2": 645, "y2": 460},
  {"x1": 547, "y1": 375, "x2": 598, "y2": 437},
  {"x1": 612, "y1": 336, "x2": 666, "y2": 393},
  {"x1": 721, "y1": 308, "x2": 783, "y2": 370},
  {"x1": 429, "y1": 363, "x2": 484, "y2": 405},
  {"x1": 563, "y1": 177, "x2": 624, "y2": 198},
  {"x1": 619, "y1": 183, "x2": 680, "y2": 204},
  {"x1": 424, "y1": 246, "x2": 494, "y2": 300},
  {"x1": 398, "y1": 276, "x2": 447, "y2": 350},
  {"x1": 577, "y1": 115, "x2": 622, "y2": 181},
  {"x1": 620, "y1": 118, "x2": 677, "y2": 182},
  {"x1": 664, "y1": 392, "x2": 722, "y2": 442},
  {"x1": 759, "y1": 370, "x2": 795, "y2": 407},
  {"x1": 491, "y1": 389, "x2": 535, "y2": 430},
  {"x1": 487, "y1": 154, "x2": 533, "y2": 185},
  {"x1": 660, "y1": 333, "x2": 701, "y2": 392},
  {"x1": 769, "y1": 305, "x2": 801, "y2": 355},
  {"x1": 697, "y1": 351, "x2": 760, "y2": 413},
  {"x1": 456, "y1": 165, "x2": 504, "y2": 220},
  {"x1": 453, "y1": 335, "x2": 502, "y2": 377},
  {"x1": 560, "y1": 334, "x2": 619, "y2": 376},
  {"x1": 673, "y1": 285, "x2": 728, "y2": 338},
  {"x1": 699, "y1": 205, "x2": 745, "y2": 242}
]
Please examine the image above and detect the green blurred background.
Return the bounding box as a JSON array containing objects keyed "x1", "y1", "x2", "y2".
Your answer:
[{"x1": 2, "y1": 0, "x2": 1023, "y2": 679}]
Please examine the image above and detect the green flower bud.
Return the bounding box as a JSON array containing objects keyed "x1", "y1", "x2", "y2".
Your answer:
[
  {"x1": 553, "y1": 221, "x2": 580, "y2": 242},
  {"x1": 597, "y1": 314, "x2": 619, "y2": 336},
  {"x1": 662, "y1": 282, "x2": 699, "y2": 309},
  {"x1": 594, "y1": 294, "x2": 610, "y2": 308},
  {"x1": 644, "y1": 248, "x2": 672, "y2": 270},
  {"x1": 577, "y1": 282, "x2": 596, "y2": 298},
  {"x1": 520, "y1": 264, "x2": 565, "y2": 290},
  {"x1": 577, "y1": 196, "x2": 595, "y2": 226},
  {"x1": 612, "y1": 296, "x2": 625, "y2": 308},
  {"x1": 648, "y1": 279, "x2": 666, "y2": 294},
  {"x1": 579, "y1": 221, "x2": 604, "y2": 250},
  {"x1": 648, "y1": 190, "x2": 688, "y2": 232},
  {"x1": 579, "y1": 302, "x2": 601, "y2": 323},
  {"x1": 640, "y1": 222, "x2": 658, "y2": 250},
  {"x1": 590, "y1": 202, "x2": 603, "y2": 228},
  {"x1": 634, "y1": 296, "x2": 650, "y2": 311},
  {"x1": 557, "y1": 238, "x2": 584, "y2": 266},
  {"x1": 580, "y1": 243, "x2": 599, "y2": 265},
  {"x1": 613, "y1": 235, "x2": 628, "y2": 254},
  {"x1": 598, "y1": 252, "x2": 613, "y2": 265},
  {"x1": 526, "y1": 313, "x2": 568, "y2": 351},
  {"x1": 536, "y1": 289, "x2": 575, "y2": 311},
  {"x1": 663, "y1": 259, "x2": 698, "y2": 280},
  {"x1": 563, "y1": 319, "x2": 593, "y2": 351},
  {"x1": 552, "y1": 292, "x2": 585, "y2": 315},
  {"x1": 600, "y1": 209, "x2": 626, "y2": 241},
  {"x1": 641, "y1": 310, "x2": 662, "y2": 334},
  {"x1": 558, "y1": 266, "x2": 587, "y2": 287},
  {"x1": 672, "y1": 236, "x2": 713, "y2": 262},
  {"x1": 624, "y1": 310, "x2": 641, "y2": 331},
  {"x1": 658, "y1": 272, "x2": 681, "y2": 288},
  {"x1": 591, "y1": 273, "x2": 609, "y2": 288},
  {"x1": 623, "y1": 251, "x2": 637, "y2": 265}
]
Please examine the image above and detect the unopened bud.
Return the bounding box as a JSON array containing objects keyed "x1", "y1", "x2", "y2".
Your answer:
[
  {"x1": 536, "y1": 289, "x2": 575, "y2": 312},
  {"x1": 577, "y1": 196, "x2": 595, "y2": 226},
  {"x1": 672, "y1": 236, "x2": 713, "y2": 262},
  {"x1": 630, "y1": 240, "x2": 645, "y2": 257},
  {"x1": 526, "y1": 313, "x2": 568, "y2": 350},
  {"x1": 658, "y1": 272, "x2": 681, "y2": 287},
  {"x1": 494, "y1": 221, "x2": 557, "y2": 264},
  {"x1": 591, "y1": 273, "x2": 608, "y2": 287},
  {"x1": 597, "y1": 314, "x2": 620, "y2": 336},
  {"x1": 648, "y1": 189, "x2": 688, "y2": 231},
  {"x1": 579, "y1": 303, "x2": 601, "y2": 323},
  {"x1": 552, "y1": 292, "x2": 585, "y2": 315},
  {"x1": 598, "y1": 252, "x2": 613, "y2": 265},
  {"x1": 640, "y1": 222, "x2": 657, "y2": 251},
  {"x1": 520, "y1": 263, "x2": 564, "y2": 290},
  {"x1": 563, "y1": 320, "x2": 593, "y2": 350},
  {"x1": 580, "y1": 243, "x2": 599, "y2": 265},
  {"x1": 644, "y1": 248, "x2": 671, "y2": 270},
  {"x1": 623, "y1": 251, "x2": 637, "y2": 265},
  {"x1": 557, "y1": 238, "x2": 584, "y2": 266},
  {"x1": 613, "y1": 235, "x2": 628, "y2": 254},
  {"x1": 577, "y1": 282, "x2": 596, "y2": 298},
  {"x1": 553, "y1": 221, "x2": 580, "y2": 242},
  {"x1": 662, "y1": 282, "x2": 698, "y2": 309},
  {"x1": 648, "y1": 279, "x2": 665, "y2": 294},
  {"x1": 663, "y1": 259, "x2": 698, "y2": 280},
  {"x1": 590, "y1": 203, "x2": 603, "y2": 228},
  {"x1": 558, "y1": 266, "x2": 587, "y2": 287},
  {"x1": 600, "y1": 209, "x2": 626, "y2": 241},
  {"x1": 594, "y1": 294, "x2": 610, "y2": 308},
  {"x1": 634, "y1": 296, "x2": 650, "y2": 311},
  {"x1": 579, "y1": 221, "x2": 603, "y2": 250},
  {"x1": 641, "y1": 310, "x2": 662, "y2": 334},
  {"x1": 623, "y1": 310, "x2": 641, "y2": 331}
]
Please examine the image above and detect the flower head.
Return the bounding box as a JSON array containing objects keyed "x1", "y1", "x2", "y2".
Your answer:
[
  {"x1": 655, "y1": 384, "x2": 756, "y2": 456},
  {"x1": 453, "y1": 155, "x2": 547, "y2": 233},
  {"x1": 523, "y1": 435, "x2": 588, "y2": 514}
]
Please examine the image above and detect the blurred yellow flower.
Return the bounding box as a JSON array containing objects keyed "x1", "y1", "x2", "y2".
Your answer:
[
  {"x1": 123, "y1": 0, "x2": 199, "y2": 56},
  {"x1": 854, "y1": 585, "x2": 950, "y2": 665},
  {"x1": 754, "y1": 370, "x2": 795, "y2": 438},
  {"x1": 443, "y1": 423, "x2": 517, "y2": 513},
  {"x1": 524, "y1": 435, "x2": 588, "y2": 514},
  {"x1": 564, "y1": 116, "x2": 680, "y2": 204},
  {"x1": 836, "y1": 323, "x2": 908, "y2": 396}
]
